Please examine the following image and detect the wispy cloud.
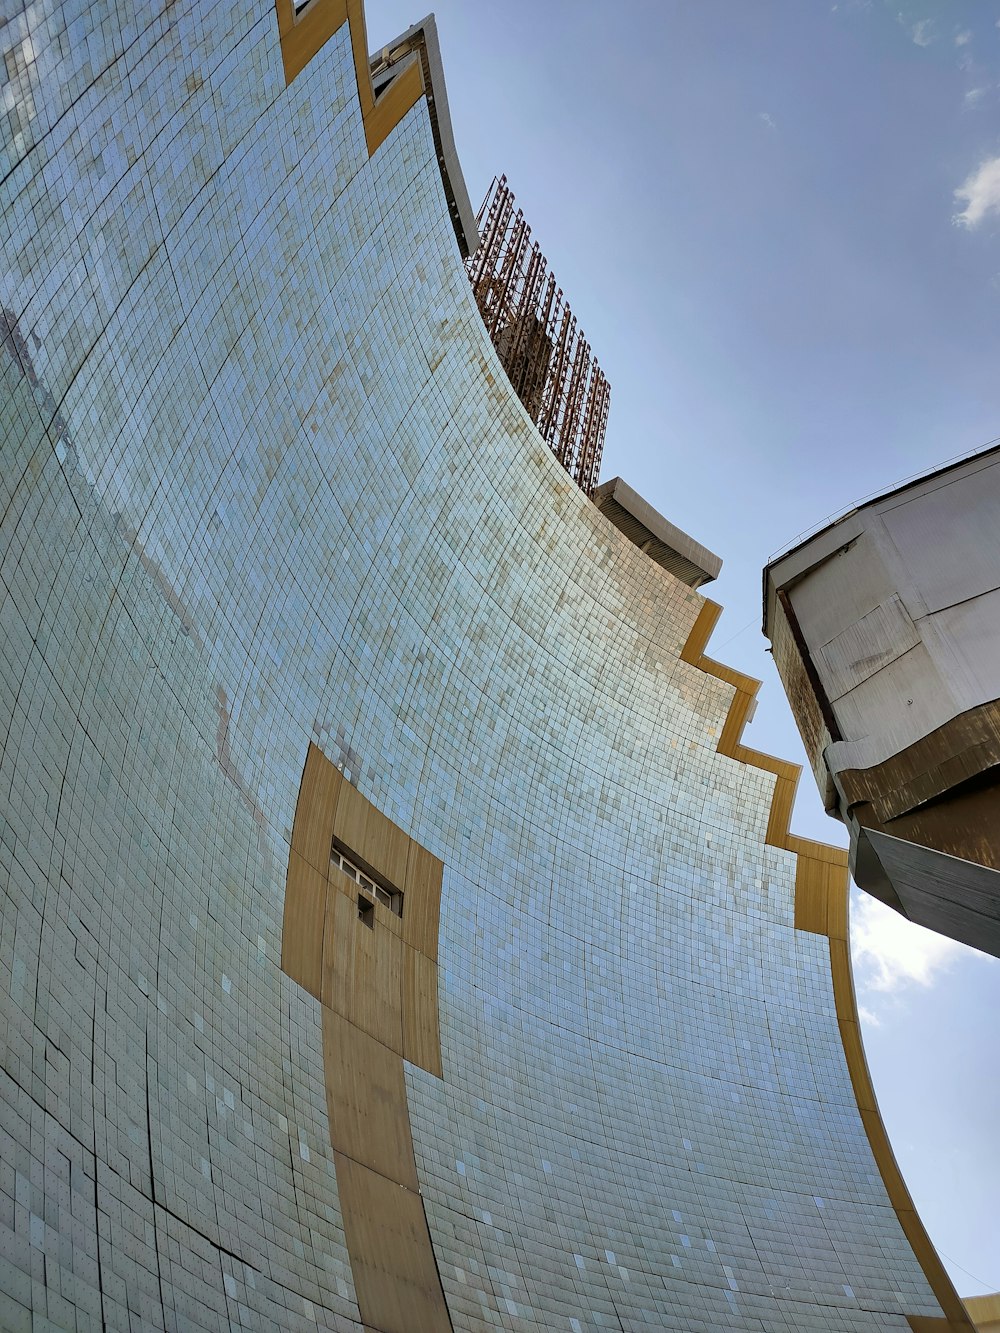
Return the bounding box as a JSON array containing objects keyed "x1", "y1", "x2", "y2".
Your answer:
[
  {"x1": 964, "y1": 86, "x2": 988, "y2": 108},
  {"x1": 909, "y1": 17, "x2": 934, "y2": 46},
  {"x1": 954, "y1": 155, "x2": 1000, "y2": 227},
  {"x1": 955, "y1": 29, "x2": 972, "y2": 47},
  {"x1": 851, "y1": 893, "x2": 963, "y2": 994},
  {"x1": 757, "y1": 111, "x2": 777, "y2": 131}
]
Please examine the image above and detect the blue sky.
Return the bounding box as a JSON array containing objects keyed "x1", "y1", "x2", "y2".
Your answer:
[{"x1": 370, "y1": 0, "x2": 1000, "y2": 1298}]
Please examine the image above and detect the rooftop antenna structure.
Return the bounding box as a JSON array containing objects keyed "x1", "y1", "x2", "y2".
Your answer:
[{"x1": 465, "y1": 175, "x2": 611, "y2": 495}]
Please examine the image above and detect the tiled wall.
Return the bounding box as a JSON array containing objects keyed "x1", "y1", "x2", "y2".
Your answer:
[{"x1": 0, "y1": 1, "x2": 945, "y2": 1328}]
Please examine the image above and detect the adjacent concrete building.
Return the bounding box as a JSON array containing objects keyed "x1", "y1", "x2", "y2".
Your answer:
[
  {"x1": 0, "y1": 0, "x2": 978, "y2": 1328},
  {"x1": 764, "y1": 444, "x2": 1000, "y2": 959}
]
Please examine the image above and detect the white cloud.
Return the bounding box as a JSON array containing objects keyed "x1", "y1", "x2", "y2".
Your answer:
[
  {"x1": 954, "y1": 155, "x2": 1000, "y2": 227},
  {"x1": 851, "y1": 893, "x2": 963, "y2": 994},
  {"x1": 758, "y1": 111, "x2": 777, "y2": 130},
  {"x1": 955, "y1": 28, "x2": 972, "y2": 47},
  {"x1": 910, "y1": 17, "x2": 934, "y2": 46},
  {"x1": 964, "y1": 86, "x2": 987, "y2": 108}
]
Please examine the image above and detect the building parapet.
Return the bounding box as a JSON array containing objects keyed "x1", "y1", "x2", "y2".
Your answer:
[
  {"x1": 593, "y1": 476, "x2": 722, "y2": 588},
  {"x1": 370, "y1": 16, "x2": 479, "y2": 260}
]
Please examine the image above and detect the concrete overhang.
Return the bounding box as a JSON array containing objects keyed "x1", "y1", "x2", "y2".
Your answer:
[
  {"x1": 762, "y1": 438, "x2": 1000, "y2": 961},
  {"x1": 592, "y1": 476, "x2": 722, "y2": 589},
  {"x1": 856, "y1": 828, "x2": 1000, "y2": 959}
]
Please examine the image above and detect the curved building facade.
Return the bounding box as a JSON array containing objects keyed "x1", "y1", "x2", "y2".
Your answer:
[{"x1": 0, "y1": 1, "x2": 973, "y2": 1328}]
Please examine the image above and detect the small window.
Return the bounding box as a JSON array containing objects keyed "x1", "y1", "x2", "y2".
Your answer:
[
  {"x1": 357, "y1": 894, "x2": 374, "y2": 928},
  {"x1": 374, "y1": 884, "x2": 403, "y2": 917},
  {"x1": 333, "y1": 838, "x2": 404, "y2": 919}
]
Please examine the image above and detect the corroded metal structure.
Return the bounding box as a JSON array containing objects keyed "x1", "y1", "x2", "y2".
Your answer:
[{"x1": 465, "y1": 175, "x2": 611, "y2": 494}]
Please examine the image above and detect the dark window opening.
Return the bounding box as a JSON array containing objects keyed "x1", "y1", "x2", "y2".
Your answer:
[{"x1": 333, "y1": 839, "x2": 404, "y2": 918}]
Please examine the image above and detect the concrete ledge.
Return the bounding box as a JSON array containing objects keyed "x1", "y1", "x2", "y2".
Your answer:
[
  {"x1": 855, "y1": 828, "x2": 1000, "y2": 960},
  {"x1": 592, "y1": 476, "x2": 722, "y2": 588}
]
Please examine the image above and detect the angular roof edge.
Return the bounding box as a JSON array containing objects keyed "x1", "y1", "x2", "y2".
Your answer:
[
  {"x1": 592, "y1": 476, "x2": 723, "y2": 589},
  {"x1": 762, "y1": 436, "x2": 1000, "y2": 637},
  {"x1": 370, "y1": 15, "x2": 480, "y2": 260}
]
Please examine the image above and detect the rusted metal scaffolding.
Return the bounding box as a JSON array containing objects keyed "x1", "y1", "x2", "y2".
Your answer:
[{"x1": 465, "y1": 176, "x2": 611, "y2": 496}]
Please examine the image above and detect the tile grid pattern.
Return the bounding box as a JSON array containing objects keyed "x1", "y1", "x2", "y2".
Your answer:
[{"x1": 1, "y1": 1, "x2": 947, "y2": 1329}]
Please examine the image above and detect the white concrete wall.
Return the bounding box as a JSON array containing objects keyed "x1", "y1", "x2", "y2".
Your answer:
[{"x1": 776, "y1": 448, "x2": 1000, "y2": 775}]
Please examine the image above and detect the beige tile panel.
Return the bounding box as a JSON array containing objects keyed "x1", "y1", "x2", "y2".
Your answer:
[
  {"x1": 335, "y1": 778, "x2": 411, "y2": 892},
  {"x1": 403, "y1": 841, "x2": 444, "y2": 962},
  {"x1": 828, "y1": 938, "x2": 856, "y2": 1024},
  {"x1": 322, "y1": 885, "x2": 404, "y2": 1055},
  {"x1": 345, "y1": 0, "x2": 425, "y2": 157},
  {"x1": 793, "y1": 855, "x2": 831, "y2": 937},
  {"x1": 322, "y1": 1007, "x2": 418, "y2": 1189},
  {"x1": 333, "y1": 1153, "x2": 452, "y2": 1333},
  {"x1": 292, "y1": 743, "x2": 343, "y2": 873},
  {"x1": 360, "y1": 55, "x2": 424, "y2": 156},
  {"x1": 281, "y1": 850, "x2": 328, "y2": 1000},
  {"x1": 785, "y1": 833, "x2": 849, "y2": 865},
  {"x1": 285, "y1": 736, "x2": 449, "y2": 1327},
  {"x1": 274, "y1": 0, "x2": 348, "y2": 84}
]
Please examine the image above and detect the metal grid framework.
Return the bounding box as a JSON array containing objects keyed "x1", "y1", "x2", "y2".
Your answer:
[{"x1": 465, "y1": 175, "x2": 611, "y2": 495}]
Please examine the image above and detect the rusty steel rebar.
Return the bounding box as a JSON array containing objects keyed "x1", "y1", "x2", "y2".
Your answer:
[{"x1": 465, "y1": 176, "x2": 611, "y2": 496}]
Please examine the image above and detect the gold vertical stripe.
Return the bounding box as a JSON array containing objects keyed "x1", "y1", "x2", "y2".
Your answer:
[
  {"x1": 284, "y1": 743, "x2": 451, "y2": 1332},
  {"x1": 274, "y1": 0, "x2": 425, "y2": 158},
  {"x1": 334, "y1": 1153, "x2": 451, "y2": 1331},
  {"x1": 680, "y1": 597, "x2": 973, "y2": 1330}
]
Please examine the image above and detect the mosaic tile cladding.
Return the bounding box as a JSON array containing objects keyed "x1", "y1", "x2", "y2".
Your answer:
[{"x1": 0, "y1": 2, "x2": 969, "y2": 1330}]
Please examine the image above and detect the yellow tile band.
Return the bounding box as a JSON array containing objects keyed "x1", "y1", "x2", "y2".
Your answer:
[
  {"x1": 680, "y1": 597, "x2": 972, "y2": 1330},
  {"x1": 283, "y1": 743, "x2": 450, "y2": 1332},
  {"x1": 274, "y1": 0, "x2": 424, "y2": 156}
]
